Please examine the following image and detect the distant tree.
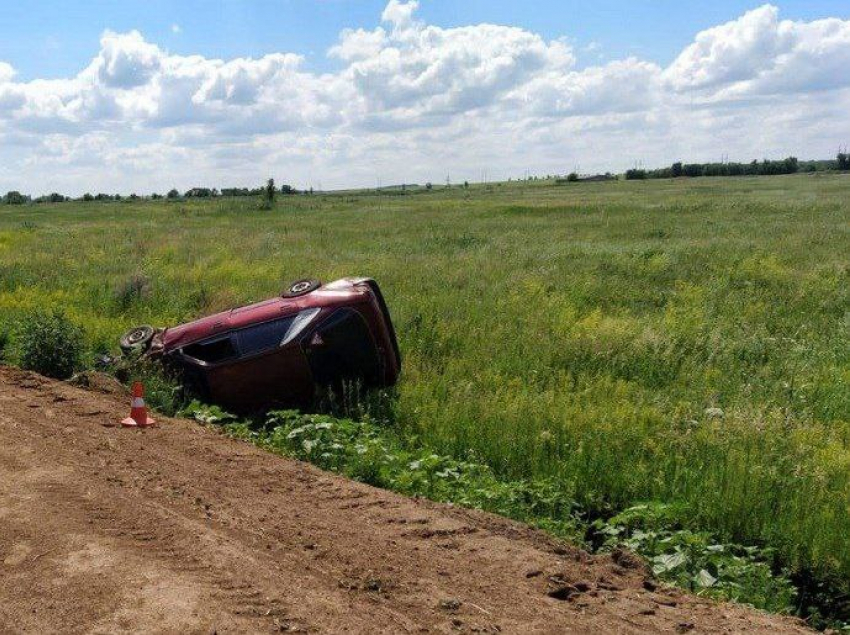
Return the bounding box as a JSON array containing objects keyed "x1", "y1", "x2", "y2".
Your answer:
[
  {"x1": 463, "y1": 181, "x2": 469, "y2": 188},
  {"x1": 33, "y1": 192, "x2": 66, "y2": 203},
  {"x1": 221, "y1": 188, "x2": 251, "y2": 197},
  {"x1": 260, "y1": 178, "x2": 276, "y2": 210},
  {"x1": 151, "y1": 193, "x2": 163, "y2": 200},
  {"x1": 625, "y1": 169, "x2": 647, "y2": 180},
  {"x1": 3, "y1": 191, "x2": 27, "y2": 205},
  {"x1": 83, "y1": 193, "x2": 94, "y2": 202},
  {"x1": 783, "y1": 156, "x2": 799, "y2": 174},
  {"x1": 184, "y1": 188, "x2": 213, "y2": 198},
  {"x1": 671, "y1": 162, "x2": 683, "y2": 178},
  {"x1": 837, "y1": 152, "x2": 850, "y2": 170},
  {"x1": 566, "y1": 172, "x2": 579, "y2": 182},
  {"x1": 167, "y1": 189, "x2": 180, "y2": 199},
  {"x1": 425, "y1": 182, "x2": 433, "y2": 190},
  {"x1": 703, "y1": 163, "x2": 726, "y2": 177}
]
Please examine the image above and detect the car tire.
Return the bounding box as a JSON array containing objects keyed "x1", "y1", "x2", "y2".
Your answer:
[
  {"x1": 120, "y1": 325, "x2": 156, "y2": 355},
  {"x1": 283, "y1": 278, "x2": 321, "y2": 298}
]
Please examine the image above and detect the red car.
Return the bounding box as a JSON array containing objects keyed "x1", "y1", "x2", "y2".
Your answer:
[{"x1": 120, "y1": 278, "x2": 401, "y2": 412}]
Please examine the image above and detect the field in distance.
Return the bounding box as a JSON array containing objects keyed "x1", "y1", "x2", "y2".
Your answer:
[{"x1": 1, "y1": 173, "x2": 848, "y2": 613}]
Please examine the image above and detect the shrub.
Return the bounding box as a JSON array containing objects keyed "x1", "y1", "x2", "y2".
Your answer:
[{"x1": 16, "y1": 311, "x2": 85, "y2": 379}]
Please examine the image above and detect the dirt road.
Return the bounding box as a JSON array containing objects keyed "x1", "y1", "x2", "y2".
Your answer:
[{"x1": 0, "y1": 366, "x2": 810, "y2": 634}]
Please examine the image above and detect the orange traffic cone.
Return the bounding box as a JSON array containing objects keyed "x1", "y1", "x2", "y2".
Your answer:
[{"x1": 121, "y1": 381, "x2": 155, "y2": 428}]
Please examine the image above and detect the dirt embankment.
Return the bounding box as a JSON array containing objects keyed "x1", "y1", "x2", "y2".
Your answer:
[{"x1": 0, "y1": 366, "x2": 811, "y2": 634}]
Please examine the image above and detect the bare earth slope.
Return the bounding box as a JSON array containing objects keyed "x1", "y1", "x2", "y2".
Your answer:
[{"x1": 0, "y1": 367, "x2": 810, "y2": 634}]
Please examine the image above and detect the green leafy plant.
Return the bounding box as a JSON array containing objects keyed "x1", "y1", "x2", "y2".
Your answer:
[
  {"x1": 593, "y1": 504, "x2": 797, "y2": 614},
  {"x1": 15, "y1": 311, "x2": 85, "y2": 379}
]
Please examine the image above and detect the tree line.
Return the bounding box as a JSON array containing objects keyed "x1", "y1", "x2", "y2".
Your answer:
[
  {"x1": 4, "y1": 152, "x2": 850, "y2": 204},
  {"x1": 624, "y1": 152, "x2": 850, "y2": 181},
  {"x1": 2, "y1": 182, "x2": 299, "y2": 205}
]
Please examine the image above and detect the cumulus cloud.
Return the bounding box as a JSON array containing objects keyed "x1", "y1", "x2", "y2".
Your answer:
[
  {"x1": 92, "y1": 30, "x2": 163, "y2": 89},
  {"x1": 381, "y1": 0, "x2": 420, "y2": 32},
  {"x1": 0, "y1": 1, "x2": 848, "y2": 194},
  {"x1": 517, "y1": 57, "x2": 661, "y2": 117},
  {"x1": 665, "y1": 4, "x2": 850, "y2": 96},
  {"x1": 195, "y1": 53, "x2": 302, "y2": 105},
  {"x1": 0, "y1": 62, "x2": 15, "y2": 84},
  {"x1": 347, "y1": 22, "x2": 574, "y2": 120}
]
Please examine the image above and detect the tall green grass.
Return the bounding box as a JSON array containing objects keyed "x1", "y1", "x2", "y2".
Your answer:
[{"x1": 1, "y1": 175, "x2": 848, "y2": 605}]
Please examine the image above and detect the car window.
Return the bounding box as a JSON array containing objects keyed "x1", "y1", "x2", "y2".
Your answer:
[
  {"x1": 184, "y1": 335, "x2": 237, "y2": 364},
  {"x1": 237, "y1": 317, "x2": 295, "y2": 356}
]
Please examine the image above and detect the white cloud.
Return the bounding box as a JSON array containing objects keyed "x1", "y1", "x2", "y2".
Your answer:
[
  {"x1": 195, "y1": 53, "x2": 302, "y2": 105},
  {"x1": 665, "y1": 5, "x2": 787, "y2": 91},
  {"x1": 91, "y1": 30, "x2": 163, "y2": 89},
  {"x1": 665, "y1": 4, "x2": 850, "y2": 96},
  {"x1": 0, "y1": 2, "x2": 849, "y2": 195},
  {"x1": 329, "y1": 28, "x2": 388, "y2": 62},
  {"x1": 0, "y1": 62, "x2": 15, "y2": 84},
  {"x1": 516, "y1": 57, "x2": 661, "y2": 117},
  {"x1": 381, "y1": 0, "x2": 420, "y2": 32},
  {"x1": 171, "y1": 24, "x2": 181, "y2": 35}
]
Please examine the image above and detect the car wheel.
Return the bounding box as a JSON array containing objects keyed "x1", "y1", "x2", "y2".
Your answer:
[
  {"x1": 120, "y1": 325, "x2": 155, "y2": 355},
  {"x1": 283, "y1": 278, "x2": 321, "y2": 298}
]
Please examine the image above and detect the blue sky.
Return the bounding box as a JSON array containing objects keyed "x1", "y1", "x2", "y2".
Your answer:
[
  {"x1": 3, "y1": 0, "x2": 848, "y2": 80},
  {"x1": 1, "y1": 1, "x2": 849, "y2": 193}
]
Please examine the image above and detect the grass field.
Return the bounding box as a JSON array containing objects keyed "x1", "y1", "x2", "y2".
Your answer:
[{"x1": 1, "y1": 174, "x2": 848, "y2": 614}]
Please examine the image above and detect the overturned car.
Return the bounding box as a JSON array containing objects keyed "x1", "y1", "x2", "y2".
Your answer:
[{"x1": 120, "y1": 278, "x2": 400, "y2": 412}]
